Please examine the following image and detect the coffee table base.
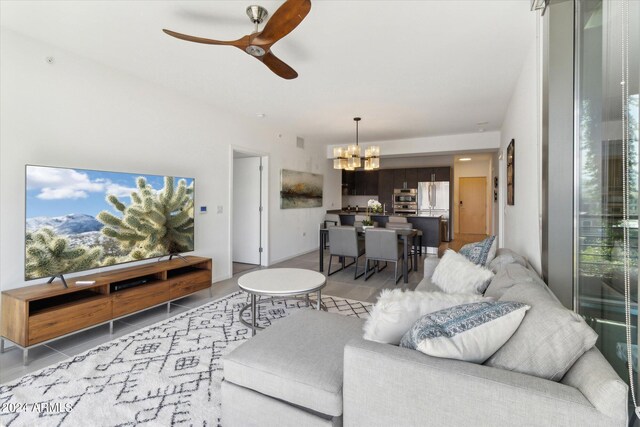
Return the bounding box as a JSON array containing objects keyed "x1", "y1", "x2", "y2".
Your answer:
[{"x1": 239, "y1": 292, "x2": 326, "y2": 336}]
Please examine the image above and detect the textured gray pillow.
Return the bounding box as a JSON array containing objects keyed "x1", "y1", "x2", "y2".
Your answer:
[
  {"x1": 485, "y1": 282, "x2": 598, "y2": 381},
  {"x1": 484, "y1": 263, "x2": 535, "y2": 299}
]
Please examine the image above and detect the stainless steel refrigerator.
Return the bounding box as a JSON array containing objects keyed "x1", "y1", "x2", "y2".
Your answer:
[{"x1": 418, "y1": 181, "x2": 451, "y2": 242}]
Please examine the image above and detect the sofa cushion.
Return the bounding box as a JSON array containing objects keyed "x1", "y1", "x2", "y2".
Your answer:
[
  {"x1": 363, "y1": 289, "x2": 488, "y2": 345},
  {"x1": 415, "y1": 277, "x2": 442, "y2": 292},
  {"x1": 459, "y1": 235, "x2": 497, "y2": 266},
  {"x1": 223, "y1": 310, "x2": 365, "y2": 416},
  {"x1": 400, "y1": 301, "x2": 530, "y2": 363},
  {"x1": 485, "y1": 282, "x2": 598, "y2": 381},
  {"x1": 484, "y1": 263, "x2": 535, "y2": 299},
  {"x1": 488, "y1": 248, "x2": 527, "y2": 274},
  {"x1": 432, "y1": 249, "x2": 494, "y2": 294}
]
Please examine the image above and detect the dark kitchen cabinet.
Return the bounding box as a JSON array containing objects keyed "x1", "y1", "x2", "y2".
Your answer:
[
  {"x1": 405, "y1": 168, "x2": 418, "y2": 188},
  {"x1": 345, "y1": 170, "x2": 379, "y2": 195},
  {"x1": 417, "y1": 168, "x2": 431, "y2": 182},
  {"x1": 378, "y1": 169, "x2": 394, "y2": 211},
  {"x1": 342, "y1": 170, "x2": 355, "y2": 195},
  {"x1": 392, "y1": 168, "x2": 418, "y2": 189},
  {"x1": 364, "y1": 170, "x2": 379, "y2": 195},
  {"x1": 416, "y1": 167, "x2": 451, "y2": 183},
  {"x1": 435, "y1": 167, "x2": 450, "y2": 181},
  {"x1": 393, "y1": 169, "x2": 406, "y2": 189}
]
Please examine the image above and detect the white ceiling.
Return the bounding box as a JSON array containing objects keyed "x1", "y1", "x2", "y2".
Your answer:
[{"x1": 0, "y1": 1, "x2": 536, "y2": 145}]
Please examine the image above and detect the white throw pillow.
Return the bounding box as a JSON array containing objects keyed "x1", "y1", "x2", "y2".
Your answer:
[
  {"x1": 432, "y1": 249, "x2": 495, "y2": 294},
  {"x1": 400, "y1": 301, "x2": 530, "y2": 363},
  {"x1": 362, "y1": 288, "x2": 489, "y2": 345}
]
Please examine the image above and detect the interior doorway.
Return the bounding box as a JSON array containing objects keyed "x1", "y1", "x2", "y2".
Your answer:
[
  {"x1": 459, "y1": 177, "x2": 487, "y2": 234},
  {"x1": 232, "y1": 151, "x2": 264, "y2": 274}
]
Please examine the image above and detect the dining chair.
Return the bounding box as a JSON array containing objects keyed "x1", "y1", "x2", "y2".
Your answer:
[
  {"x1": 324, "y1": 214, "x2": 341, "y2": 228},
  {"x1": 388, "y1": 216, "x2": 408, "y2": 223},
  {"x1": 327, "y1": 226, "x2": 365, "y2": 279},
  {"x1": 385, "y1": 221, "x2": 423, "y2": 255},
  {"x1": 323, "y1": 214, "x2": 341, "y2": 249},
  {"x1": 364, "y1": 228, "x2": 407, "y2": 284}
]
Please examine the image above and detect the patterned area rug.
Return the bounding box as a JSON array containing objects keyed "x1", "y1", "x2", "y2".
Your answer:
[{"x1": 0, "y1": 292, "x2": 371, "y2": 426}]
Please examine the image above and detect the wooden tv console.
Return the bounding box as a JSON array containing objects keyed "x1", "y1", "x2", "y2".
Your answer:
[{"x1": 0, "y1": 256, "x2": 212, "y2": 364}]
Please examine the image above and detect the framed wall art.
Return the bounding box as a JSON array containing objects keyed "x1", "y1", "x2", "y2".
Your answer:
[
  {"x1": 507, "y1": 139, "x2": 515, "y2": 205},
  {"x1": 280, "y1": 169, "x2": 323, "y2": 209}
]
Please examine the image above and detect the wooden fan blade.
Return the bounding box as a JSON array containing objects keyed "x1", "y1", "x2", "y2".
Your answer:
[
  {"x1": 259, "y1": 51, "x2": 299, "y2": 80},
  {"x1": 163, "y1": 29, "x2": 247, "y2": 47},
  {"x1": 254, "y1": 0, "x2": 311, "y2": 45}
]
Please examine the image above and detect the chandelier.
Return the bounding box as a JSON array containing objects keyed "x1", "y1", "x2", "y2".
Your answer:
[{"x1": 333, "y1": 117, "x2": 380, "y2": 170}]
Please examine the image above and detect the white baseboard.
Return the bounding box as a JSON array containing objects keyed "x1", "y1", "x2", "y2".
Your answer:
[
  {"x1": 269, "y1": 248, "x2": 317, "y2": 265},
  {"x1": 213, "y1": 274, "x2": 233, "y2": 283}
]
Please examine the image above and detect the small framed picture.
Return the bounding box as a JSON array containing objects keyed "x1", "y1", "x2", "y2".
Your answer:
[{"x1": 507, "y1": 139, "x2": 515, "y2": 205}]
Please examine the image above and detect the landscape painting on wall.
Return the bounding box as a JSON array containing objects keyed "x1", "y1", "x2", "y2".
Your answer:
[
  {"x1": 280, "y1": 169, "x2": 323, "y2": 209},
  {"x1": 25, "y1": 165, "x2": 195, "y2": 280}
]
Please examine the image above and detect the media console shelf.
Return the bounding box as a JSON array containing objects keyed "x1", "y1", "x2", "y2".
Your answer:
[{"x1": 0, "y1": 256, "x2": 212, "y2": 364}]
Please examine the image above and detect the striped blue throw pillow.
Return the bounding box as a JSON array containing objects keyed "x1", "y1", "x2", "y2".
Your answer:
[
  {"x1": 400, "y1": 301, "x2": 529, "y2": 363},
  {"x1": 459, "y1": 235, "x2": 496, "y2": 266}
]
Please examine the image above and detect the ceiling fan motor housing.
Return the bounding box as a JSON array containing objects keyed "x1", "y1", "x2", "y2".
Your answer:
[
  {"x1": 246, "y1": 5, "x2": 269, "y2": 24},
  {"x1": 246, "y1": 45, "x2": 266, "y2": 57}
]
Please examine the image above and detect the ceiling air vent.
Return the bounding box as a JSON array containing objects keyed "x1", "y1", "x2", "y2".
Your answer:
[{"x1": 296, "y1": 137, "x2": 305, "y2": 149}]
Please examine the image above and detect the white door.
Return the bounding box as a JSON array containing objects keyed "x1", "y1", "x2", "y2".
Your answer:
[{"x1": 233, "y1": 157, "x2": 261, "y2": 264}]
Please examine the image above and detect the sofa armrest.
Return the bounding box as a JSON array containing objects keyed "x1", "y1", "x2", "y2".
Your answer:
[
  {"x1": 343, "y1": 338, "x2": 624, "y2": 427},
  {"x1": 423, "y1": 256, "x2": 439, "y2": 280}
]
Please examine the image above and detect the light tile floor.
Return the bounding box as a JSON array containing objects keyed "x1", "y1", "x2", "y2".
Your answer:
[{"x1": 0, "y1": 248, "x2": 429, "y2": 384}]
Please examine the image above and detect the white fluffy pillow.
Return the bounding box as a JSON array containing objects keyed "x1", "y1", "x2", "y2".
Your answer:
[
  {"x1": 363, "y1": 288, "x2": 490, "y2": 345},
  {"x1": 432, "y1": 249, "x2": 495, "y2": 295}
]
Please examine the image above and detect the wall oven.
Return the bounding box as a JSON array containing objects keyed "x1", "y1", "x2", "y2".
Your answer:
[
  {"x1": 394, "y1": 205, "x2": 417, "y2": 215},
  {"x1": 393, "y1": 189, "x2": 417, "y2": 204},
  {"x1": 393, "y1": 189, "x2": 417, "y2": 214}
]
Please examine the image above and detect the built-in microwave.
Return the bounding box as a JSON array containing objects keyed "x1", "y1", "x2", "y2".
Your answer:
[
  {"x1": 393, "y1": 204, "x2": 417, "y2": 215},
  {"x1": 393, "y1": 189, "x2": 417, "y2": 204}
]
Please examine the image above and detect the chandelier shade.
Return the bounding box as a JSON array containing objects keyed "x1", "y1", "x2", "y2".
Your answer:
[{"x1": 332, "y1": 117, "x2": 379, "y2": 171}]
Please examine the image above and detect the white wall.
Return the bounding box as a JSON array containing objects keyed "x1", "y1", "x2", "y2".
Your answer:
[
  {"x1": 499, "y1": 38, "x2": 542, "y2": 273},
  {"x1": 0, "y1": 29, "x2": 341, "y2": 289},
  {"x1": 453, "y1": 159, "x2": 493, "y2": 234}
]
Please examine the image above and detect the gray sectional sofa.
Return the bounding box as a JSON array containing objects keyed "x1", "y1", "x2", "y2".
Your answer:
[{"x1": 221, "y1": 249, "x2": 628, "y2": 426}]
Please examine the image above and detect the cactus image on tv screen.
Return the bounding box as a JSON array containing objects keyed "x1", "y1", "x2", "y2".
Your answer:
[{"x1": 25, "y1": 165, "x2": 195, "y2": 280}]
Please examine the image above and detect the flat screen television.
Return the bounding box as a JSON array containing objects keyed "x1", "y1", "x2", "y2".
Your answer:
[{"x1": 25, "y1": 165, "x2": 195, "y2": 282}]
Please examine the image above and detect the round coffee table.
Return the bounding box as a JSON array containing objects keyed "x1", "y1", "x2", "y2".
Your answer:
[{"x1": 237, "y1": 268, "x2": 327, "y2": 335}]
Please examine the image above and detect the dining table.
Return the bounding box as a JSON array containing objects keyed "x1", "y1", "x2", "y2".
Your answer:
[{"x1": 318, "y1": 227, "x2": 418, "y2": 284}]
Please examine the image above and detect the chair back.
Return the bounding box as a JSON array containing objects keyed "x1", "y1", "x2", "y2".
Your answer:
[
  {"x1": 324, "y1": 214, "x2": 340, "y2": 227},
  {"x1": 388, "y1": 216, "x2": 408, "y2": 223},
  {"x1": 328, "y1": 226, "x2": 359, "y2": 257},
  {"x1": 385, "y1": 222, "x2": 413, "y2": 231},
  {"x1": 365, "y1": 228, "x2": 400, "y2": 261}
]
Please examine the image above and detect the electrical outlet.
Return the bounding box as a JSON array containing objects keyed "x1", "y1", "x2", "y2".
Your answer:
[{"x1": 217, "y1": 205, "x2": 223, "y2": 214}]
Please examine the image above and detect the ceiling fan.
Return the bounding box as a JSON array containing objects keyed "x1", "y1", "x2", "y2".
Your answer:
[{"x1": 163, "y1": 0, "x2": 311, "y2": 80}]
